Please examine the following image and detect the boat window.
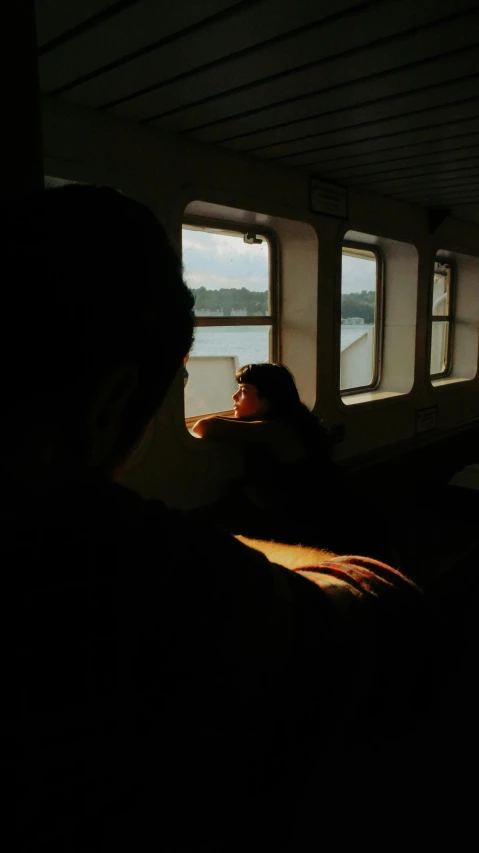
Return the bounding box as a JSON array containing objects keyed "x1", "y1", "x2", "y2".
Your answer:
[
  {"x1": 340, "y1": 244, "x2": 383, "y2": 393},
  {"x1": 430, "y1": 258, "x2": 455, "y2": 378},
  {"x1": 182, "y1": 224, "x2": 276, "y2": 422}
]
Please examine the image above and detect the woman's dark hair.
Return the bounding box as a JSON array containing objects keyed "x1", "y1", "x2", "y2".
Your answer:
[
  {"x1": 235, "y1": 363, "x2": 332, "y2": 459},
  {"x1": 236, "y1": 363, "x2": 304, "y2": 420}
]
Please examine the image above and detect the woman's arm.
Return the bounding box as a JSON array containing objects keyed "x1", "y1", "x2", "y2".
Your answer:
[{"x1": 192, "y1": 416, "x2": 274, "y2": 441}]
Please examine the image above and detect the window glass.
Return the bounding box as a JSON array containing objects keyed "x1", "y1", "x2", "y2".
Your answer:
[
  {"x1": 432, "y1": 264, "x2": 450, "y2": 316},
  {"x1": 430, "y1": 321, "x2": 450, "y2": 375},
  {"x1": 430, "y1": 260, "x2": 453, "y2": 377},
  {"x1": 182, "y1": 226, "x2": 273, "y2": 419},
  {"x1": 340, "y1": 247, "x2": 379, "y2": 392}
]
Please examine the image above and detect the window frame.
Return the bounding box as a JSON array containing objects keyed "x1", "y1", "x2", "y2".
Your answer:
[
  {"x1": 340, "y1": 241, "x2": 384, "y2": 396},
  {"x1": 182, "y1": 215, "x2": 280, "y2": 425},
  {"x1": 429, "y1": 256, "x2": 456, "y2": 380}
]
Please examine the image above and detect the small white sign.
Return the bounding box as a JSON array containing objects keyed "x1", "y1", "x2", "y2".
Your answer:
[{"x1": 310, "y1": 178, "x2": 348, "y2": 218}]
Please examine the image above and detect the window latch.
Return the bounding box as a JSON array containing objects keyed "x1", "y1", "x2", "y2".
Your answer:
[{"x1": 243, "y1": 233, "x2": 263, "y2": 245}]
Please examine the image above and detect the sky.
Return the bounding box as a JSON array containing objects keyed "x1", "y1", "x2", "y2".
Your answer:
[
  {"x1": 182, "y1": 227, "x2": 376, "y2": 295},
  {"x1": 182, "y1": 227, "x2": 269, "y2": 292},
  {"x1": 341, "y1": 254, "x2": 377, "y2": 295}
]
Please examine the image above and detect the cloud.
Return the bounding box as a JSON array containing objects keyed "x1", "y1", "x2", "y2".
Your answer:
[
  {"x1": 182, "y1": 228, "x2": 376, "y2": 295},
  {"x1": 183, "y1": 229, "x2": 266, "y2": 257},
  {"x1": 181, "y1": 232, "x2": 211, "y2": 253},
  {"x1": 341, "y1": 255, "x2": 377, "y2": 295},
  {"x1": 182, "y1": 227, "x2": 269, "y2": 291}
]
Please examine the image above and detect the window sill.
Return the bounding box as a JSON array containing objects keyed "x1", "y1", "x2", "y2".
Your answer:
[
  {"x1": 431, "y1": 375, "x2": 476, "y2": 388},
  {"x1": 341, "y1": 389, "x2": 406, "y2": 406}
]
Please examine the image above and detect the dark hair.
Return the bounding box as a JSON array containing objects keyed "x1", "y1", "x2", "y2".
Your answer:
[
  {"x1": 235, "y1": 363, "x2": 306, "y2": 420},
  {"x1": 235, "y1": 362, "x2": 332, "y2": 458},
  {"x1": 0, "y1": 184, "x2": 194, "y2": 463}
]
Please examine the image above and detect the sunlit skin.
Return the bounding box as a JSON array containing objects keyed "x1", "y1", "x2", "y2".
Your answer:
[
  {"x1": 192, "y1": 383, "x2": 276, "y2": 439},
  {"x1": 232, "y1": 383, "x2": 269, "y2": 420}
]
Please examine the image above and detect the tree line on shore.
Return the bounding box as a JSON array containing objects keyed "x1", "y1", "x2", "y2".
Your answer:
[
  {"x1": 192, "y1": 287, "x2": 268, "y2": 315},
  {"x1": 341, "y1": 290, "x2": 375, "y2": 323},
  {"x1": 192, "y1": 287, "x2": 375, "y2": 321}
]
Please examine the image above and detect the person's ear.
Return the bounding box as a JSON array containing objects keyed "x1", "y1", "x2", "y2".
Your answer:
[{"x1": 86, "y1": 365, "x2": 139, "y2": 467}]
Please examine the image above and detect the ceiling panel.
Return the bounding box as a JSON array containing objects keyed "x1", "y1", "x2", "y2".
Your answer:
[
  {"x1": 374, "y1": 172, "x2": 479, "y2": 194},
  {"x1": 142, "y1": 11, "x2": 479, "y2": 132},
  {"x1": 321, "y1": 140, "x2": 479, "y2": 180},
  {"x1": 336, "y1": 158, "x2": 479, "y2": 187},
  {"x1": 38, "y1": 0, "x2": 241, "y2": 92},
  {"x1": 393, "y1": 184, "x2": 479, "y2": 201},
  {"x1": 43, "y1": 0, "x2": 366, "y2": 106},
  {"x1": 280, "y1": 120, "x2": 479, "y2": 169},
  {"x1": 184, "y1": 48, "x2": 479, "y2": 146},
  {"x1": 34, "y1": 0, "x2": 479, "y2": 218},
  {"x1": 35, "y1": 0, "x2": 121, "y2": 47},
  {"x1": 390, "y1": 193, "x2": 479, "y2": 210},
  {"x1": 236, "y1": 97, "x2": 479, "y2": 161}
]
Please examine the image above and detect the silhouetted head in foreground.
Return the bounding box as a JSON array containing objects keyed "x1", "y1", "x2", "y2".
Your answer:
[{"x1": 0, "y1": 184, "x2": 194, "y2": 492}]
